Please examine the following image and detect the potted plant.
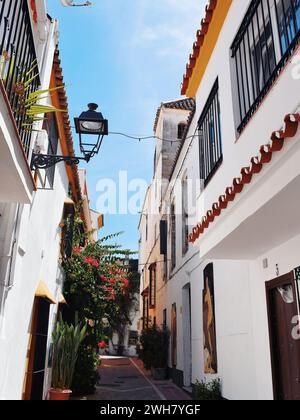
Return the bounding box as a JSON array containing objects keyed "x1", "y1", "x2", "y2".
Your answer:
[
  {"x1": 140, "y1": 326, "x2": 169, "y2": 380},
  {"x1": 49, "y1": 314, "x2": 86, "y2": 400},
  {"x1": 193, "y1": 378, "x2": 222, "y2": 400}
]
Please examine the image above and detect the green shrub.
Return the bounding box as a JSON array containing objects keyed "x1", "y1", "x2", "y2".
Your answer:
[
  {"x1": 139, "y1": 326, "x2": 169, "y2": 370},
  {"x1": 51, "y1": 314, "x2": 86, "y2": 390},
  {"x1": 71, "y1": 345, "x2": 100, "y2": 396},
  {"x1": 193, "y1": 378, "x2": 222, "y2": 401}
]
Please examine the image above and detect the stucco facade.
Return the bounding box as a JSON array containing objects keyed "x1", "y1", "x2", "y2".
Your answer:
[
  {"x1": 139, "y1": 0, "x2": 300, "y2": 400},
  {"x1": 0, "y1": 1, "x2": 90, "y2": 400}
]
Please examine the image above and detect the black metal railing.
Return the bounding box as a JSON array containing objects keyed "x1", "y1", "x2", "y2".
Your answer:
[
  {"x1": 0, "y1": 0, "x2": 40, "y2": 158},
  {"x1": 232, "y1": 0, "x2": 300, "y2": 133},
  {"x1": 198, "y1": 79, "x2": 223, "y2": 187}
]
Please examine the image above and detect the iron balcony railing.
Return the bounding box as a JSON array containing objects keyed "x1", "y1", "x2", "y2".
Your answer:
[
  {"x1": 0, "y1": 0, "x2": 40, "y2": 158},
  {"x1": 231, "y1": 0, "x2": 300, "y2": 133}
]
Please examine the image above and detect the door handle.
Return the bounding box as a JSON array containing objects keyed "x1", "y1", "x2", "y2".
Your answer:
[{"x1": 296, "y1": 378, "x2": 300, "y2": 384}]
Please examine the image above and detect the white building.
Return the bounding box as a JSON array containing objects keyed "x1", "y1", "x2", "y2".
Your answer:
[
  {"x1": 0, "y1": 1, "x2": 88, "y2": 400},
  {"x1": 138, "y1": 98, "x2": 196, "y2": 384},
  {"x1": 140, "y1": 0, "x2": 300, "y2": 400}
]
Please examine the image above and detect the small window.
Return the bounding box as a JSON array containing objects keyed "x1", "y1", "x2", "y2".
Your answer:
[
  {"x1": 149, "y1": 264, "x2": 156, "y2": 308},
  {"x1": 163, "y1": 309, "x2": 167, "y2": 327},
  {"x1": 198, "y1": 79, "x2": 223, "y2": 187},
  {"x1": 143, "y1": 295, "x2": 149, "y2": 330},
  {"x1": 178, "y1": 123, "x2": 187, "y2": 140},
  {"x1": 182, "y1": 176, "x2": 189, "y2": 256},
  {"x1": 145, "y1": 214, "x2": 148, "y2": 241}
]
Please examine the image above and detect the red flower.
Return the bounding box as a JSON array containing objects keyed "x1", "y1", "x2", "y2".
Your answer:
[
  {"x1": 84, "y1": 257, "x2": 100, "y2": 268},
  {"x1": 109, "y1": 279, "x2": 116, "y2": 285},
  {"x1": 73, "y1": 247, "x2": 82, "y2": 254},
  {"x1": 98, "y1": 341, "x2": 107, "y2": 350},
  {"x1": 120, "y1": 278, "x2": 129, "y2": 289}
]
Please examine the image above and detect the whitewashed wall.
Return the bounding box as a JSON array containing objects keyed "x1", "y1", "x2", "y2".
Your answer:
[
  {"x1": 153, "y1": 0, "x2": 300, "y2": 400},
  {"x1": 0, "y1": 142, "x2": 69, "y2": 400}
]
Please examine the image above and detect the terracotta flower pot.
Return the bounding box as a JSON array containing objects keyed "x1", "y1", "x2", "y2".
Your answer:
[{"x1": 49, "y1": 388, "x2": 72, "y2": 401}]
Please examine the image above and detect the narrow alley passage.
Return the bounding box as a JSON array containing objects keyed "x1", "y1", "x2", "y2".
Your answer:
[{"x1": 87, "y1": 357, "x2": 192, "y2": 401}]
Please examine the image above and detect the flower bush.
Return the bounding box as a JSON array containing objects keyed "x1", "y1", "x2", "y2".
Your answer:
[
  {"x1": 63, "y1": 240, "x2": 131, "y2": 334},
  {"x1": 61, "y1": 218, "x2": 137, "y2": 395}
]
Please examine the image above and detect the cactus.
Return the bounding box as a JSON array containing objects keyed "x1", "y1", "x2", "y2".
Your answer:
[{"x1": 51, "y1": 313, "x2": 86, "y2": 390}]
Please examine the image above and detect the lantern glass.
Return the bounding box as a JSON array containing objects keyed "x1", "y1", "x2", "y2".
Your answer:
[
  {"x1": 81, "y1": 121, "x2": 104, "y2": 132},
  {"x1": 74, "y1": 103, "x2": 108, "y2": 136}
]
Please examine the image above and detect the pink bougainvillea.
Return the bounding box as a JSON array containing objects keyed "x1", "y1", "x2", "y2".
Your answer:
[{"x1": 84, "y1": 256, "x2": 100, "y2": 268}]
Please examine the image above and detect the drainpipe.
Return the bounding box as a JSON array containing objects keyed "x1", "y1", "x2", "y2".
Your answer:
[
  {"x1": 29, "y1": 16, "x2": 58, "y2": 162},
  {"x1": 39, "y1": 17, "x2": 58, "y2": 87},
  {"x1": 0, "y1": 204, "x2": 21, "y2": 320}
]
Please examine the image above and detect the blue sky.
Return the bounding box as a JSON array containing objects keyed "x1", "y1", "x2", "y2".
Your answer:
[{"x1": 48, "y1": 0, "x2": 205, "y2": 252}]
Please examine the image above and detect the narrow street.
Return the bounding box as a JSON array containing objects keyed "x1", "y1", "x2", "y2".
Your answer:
[{"x1": 87, "y1": 357, "x2": 192, "y2": 401}]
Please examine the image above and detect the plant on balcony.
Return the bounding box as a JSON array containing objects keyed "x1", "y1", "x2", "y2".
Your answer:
[
  {"x1": 12, "y1": 60, "x2": 67, "y2": 131},
  {"x1": 49, "y1": 314, "x2": 86, "y2": 401},
  {"x1": 139, "y1": 326, "x2": 170, "y2": 380}
]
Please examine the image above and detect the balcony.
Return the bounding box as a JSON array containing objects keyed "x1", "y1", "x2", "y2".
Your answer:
[{"x1": 0, "y1": 0, "x2": 40, "y2": 203}]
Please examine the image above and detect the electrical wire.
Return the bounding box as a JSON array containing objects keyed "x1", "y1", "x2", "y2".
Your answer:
[
  {"x1": 70, "y1": 126, "x2": 199, "y2": 144},
  {"x1": 108, "y1": 131, "x2": 199, "y2": 144}
]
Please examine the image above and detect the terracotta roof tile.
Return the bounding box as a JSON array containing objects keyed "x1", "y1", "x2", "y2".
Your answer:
[
  {"x1": 153, "y1": 98, "x2": 195, "y2": 133},
  {"x1": 181, "y1": 0, "x2": 218, "y2": 96},
  {"x1": 53, "y1": 48, "x2": 82, "y2": 201}
]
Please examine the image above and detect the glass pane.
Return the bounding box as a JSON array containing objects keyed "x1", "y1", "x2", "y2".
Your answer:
[
  {"x1": 276, "y1": 0, "x2": 298, "y2": 53},
  {"x1": 293, "y1": 0, "x2": 300, "y2": 30}
]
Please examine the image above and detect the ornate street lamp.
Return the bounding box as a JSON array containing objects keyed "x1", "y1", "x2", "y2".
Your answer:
[
  {"x1": 31, "y1": 103, "x2": 108, "y2": 171},
  {"x1": 74, "y1": 103, "x2": 108, "y2": 161}
]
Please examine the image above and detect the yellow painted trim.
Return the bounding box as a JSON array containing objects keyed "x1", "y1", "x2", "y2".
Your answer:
[
  {"x1": 64, "y1": 197, "x2": 75, "y2": 207},
  {"x1": 58, "y1": 292, "x2": 67, "y2": 305},
  {"x1": 35, "y1": 281, "x2": 56, "y2": 305},
  {"x1": 186, "y1": 0, "x2": 233, "y2": 98}
]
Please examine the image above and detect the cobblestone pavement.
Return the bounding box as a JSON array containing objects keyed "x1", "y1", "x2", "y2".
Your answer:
[{"x1": 87, "y1": 357, "x2": 192, "y2": 401}]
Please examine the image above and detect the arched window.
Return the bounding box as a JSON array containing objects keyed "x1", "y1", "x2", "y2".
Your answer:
[{"x1": 178, "y1": 123, "x2": 187, "y2": 140}]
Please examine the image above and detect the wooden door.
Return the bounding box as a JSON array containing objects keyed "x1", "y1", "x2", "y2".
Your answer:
[{"x1": 266, "y1": 272, "x2": 300, "y2": 400}]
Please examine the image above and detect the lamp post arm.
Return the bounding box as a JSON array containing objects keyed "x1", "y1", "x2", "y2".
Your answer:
[{"x1": 30, "y1": 153, "x2": 89, "y2": 171}]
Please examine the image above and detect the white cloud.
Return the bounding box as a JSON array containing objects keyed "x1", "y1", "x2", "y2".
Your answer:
[{"x1": 131, "y1": 0, "x2": 207, "y2": 59}]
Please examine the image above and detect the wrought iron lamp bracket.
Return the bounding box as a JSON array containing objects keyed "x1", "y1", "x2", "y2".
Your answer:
[{"x1": 30, "y1": 153, "x2": 88, "y2": 171}]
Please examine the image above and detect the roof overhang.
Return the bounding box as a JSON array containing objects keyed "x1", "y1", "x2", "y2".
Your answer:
[
  {"x1": 181, "y1": 0, "x2": 232, "y2": 97},
  {"x1": 35, "y1": 281, "x2": 56, "y2": 304}
]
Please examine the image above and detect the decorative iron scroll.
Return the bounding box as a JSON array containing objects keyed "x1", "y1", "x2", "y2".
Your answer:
[{"x1": 31, "y1": 153, "x2": 87, "y2": 170}]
